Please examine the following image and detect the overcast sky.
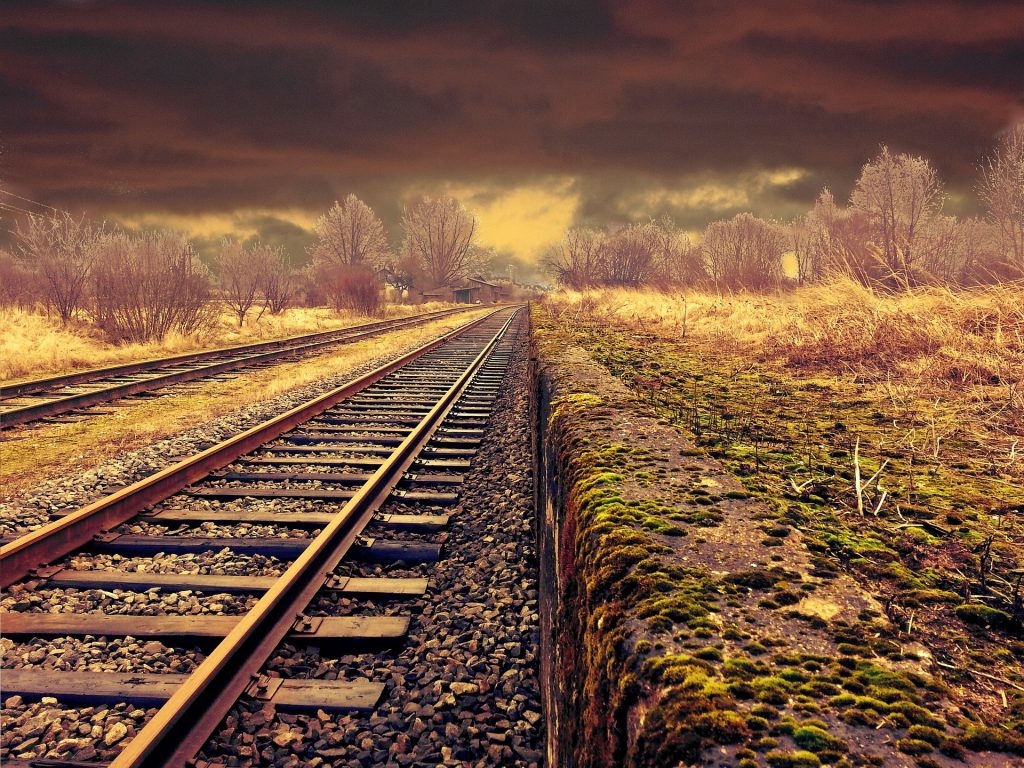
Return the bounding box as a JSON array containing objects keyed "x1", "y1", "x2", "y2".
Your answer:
[{"x1": 2, "y1": 0, "x2": 1022, "y2": 268}]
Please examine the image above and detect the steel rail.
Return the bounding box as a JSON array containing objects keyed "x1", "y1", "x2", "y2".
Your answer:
[
  {"x1": 0, "y1": 308, "x2": 507, "y2": 587},
  {"x1": 0, "y1": 307, "x2": 483, "y2": 429},
  {"x1": 1, "y1": 306, "x2": 473, "y2": 399},
  {"x1": 111, "y1": 309, "x2": 519, "y2": 768}
]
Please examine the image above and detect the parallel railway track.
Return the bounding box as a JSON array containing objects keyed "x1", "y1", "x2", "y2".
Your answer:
[
  {"x1": 0, "y1": 306, "x2": 525, "y2": 767},
  {"x1": 0, "y1": 306, "x2": 478, "y2": 430}
]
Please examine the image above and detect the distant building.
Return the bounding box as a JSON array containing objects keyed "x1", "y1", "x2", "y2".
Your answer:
[{"x1": 419, "y1": 276, "x2": 504, "y2": 304}]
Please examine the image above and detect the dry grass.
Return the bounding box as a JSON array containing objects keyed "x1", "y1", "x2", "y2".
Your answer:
[
  {"x1": 547, "y1": 278, "x2": 1024, "y2": 389},
  {"x1": 0, "y1": 301, "x2": 460, "y2": 383},
  {"x1": 0, "y1": 309, "x2": 491, "y2": 496},
  {"x1": 547, "y1": 280, "x2": 1024, "y2": 478}
]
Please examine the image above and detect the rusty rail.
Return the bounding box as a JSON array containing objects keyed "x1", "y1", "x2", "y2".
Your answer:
[
  {"x1": 0, "y1": 308, "x2": 505, "y2": 587},
  {"x1": 1, "y1": 306, "x2": 473, "y2": 399},
  {"x1": 110, "y1": 309, "x2": 519, "y2": 768}
]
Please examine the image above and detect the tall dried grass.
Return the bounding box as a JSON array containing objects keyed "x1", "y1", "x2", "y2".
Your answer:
[
  {"x1": 0, "y1": 301, "x2": 459, "y2": 382},
  {"x1": 546, "y1": 278, "x2": 1024, "y2": 388}
]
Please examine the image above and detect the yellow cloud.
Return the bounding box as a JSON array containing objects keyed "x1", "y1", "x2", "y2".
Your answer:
[
  {"x1": 113, "y1": 208, "x2": 319, "y2": 241},
  {"x1": 626, "y1": 168, "x2": 809, "y2": 215},
  {"x1": 429, "y1": 177, "x2": 581, "y2": 262}
]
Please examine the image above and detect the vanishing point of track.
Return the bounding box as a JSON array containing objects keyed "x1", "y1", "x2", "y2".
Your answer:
[
  {"x1": 0, "y1": 306, "x2": 476, "y2": 429},
  {"x1": 0, "y1": 305, "x2": 524, "y2": 768}
]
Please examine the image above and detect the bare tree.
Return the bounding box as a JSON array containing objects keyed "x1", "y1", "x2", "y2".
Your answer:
[
  {"x1": 543, "y1": 227, "x2": 605, "y2": 289},
  {"x1": 216, "y1": 238, "x2": 272, "y2": 326},
  {"x1": 702, "y1": 213, "x2": 786, "y2": 290},
  {"x1": 260, "y1": 245, "x2": 297, "y2": 315},
  {"x1": 979, "y1": 124, "x2": 1024, "y2": 275},
  {"x1": 598, "y1": 223, "x2": 664, "y2": 286},
  {"x1": 654, "y1": 217, "x2": 705, "y2": 286},
  {"x1": 851, "y1": 146, "x2": 944, "y2": 287},
  {"x1": 402, "y1": 195, "x2": 480, "y2": 288},
  {"x1": 92, "y1": 230, "x2": 215, "y2": 342},
  {"x1": 14, "y1": 211, "x2": 103, "y2": 323},
  {"x1": 308, "y1": 194, "x2": 390, "y2": 270}
]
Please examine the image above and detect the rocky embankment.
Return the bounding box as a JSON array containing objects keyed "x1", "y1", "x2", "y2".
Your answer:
[{"x1": 531, "y1": 305, "x2": 1019, "y2": 768}]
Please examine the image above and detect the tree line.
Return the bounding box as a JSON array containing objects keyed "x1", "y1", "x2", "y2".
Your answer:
[
  {"x1": 545, "y1": 127, "x2": 1024, "y2": 291},
  {"x1": 0, "y1": 193, "x2": 490, "y2": 341}
]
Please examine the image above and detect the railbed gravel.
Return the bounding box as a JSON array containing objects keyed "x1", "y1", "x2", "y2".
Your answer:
[
  {"x1": 119, "y1": 520, "x2": 317, "y2": 539},
  {"x1": 1, "y1": 697, "x2": 161, "y2": 763},
  {"x1": 198, "y1": 321, "x2": 544, "y2": 768},
  {"x1": 2, "y1": 636, "x2": 203, "y2": 674},
  {"x1": 60, "y1": 550, "x2": 286, "y2": 575},
  {"x1": 0, "y1": 334, "x2": 458, "y2": 536},
  {"x1": 1, "y1": 585, "x2": 258, "y2": 616}
]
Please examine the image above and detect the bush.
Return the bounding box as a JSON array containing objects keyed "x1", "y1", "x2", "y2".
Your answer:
[
  {"x1": 0, "y1": 250, "x2": 44, "y2": 308},
  {"x1": 92, "y1": 231, "x2": 217, "y2": 342},
  {"x1": 315, "y1": 263, "x2": 383, "y2": 315}
]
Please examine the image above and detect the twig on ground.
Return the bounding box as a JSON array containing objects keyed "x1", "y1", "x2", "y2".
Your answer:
[
  {"x1": 936, "y1": 661, "x2": 1024, "y2": 693},
  {"x1": 853, "y1": 437, "x2": 889, "y2": 516}
]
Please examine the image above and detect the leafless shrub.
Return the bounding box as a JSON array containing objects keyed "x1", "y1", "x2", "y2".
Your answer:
[
  {"x1": 314, "y1": 262, "x2": 383, "y2": 315},
  {"x1": 14, "y1": 211, "x2": 104, "y2": 323},
  {"x1": 0, "y1": 249, "x2": 45, "y2": 308},
  {"x1": 381, "y1": 254, "x2": 426, "y2": 298},
  {"x1": 260, "y1": 245, "x2": 297, "y2": 315},
  {"x1": 543, "y1": 228, "x2": 605, "y2": 289},
  {"x1": 917, "y1": 216, "x2": 1005, "y2": 286},
  {"x1": 703, "y1": 213, "x2": 786, "y2": 290},
  {"x1": 545, "y1": 219, "x2": 704, "y2": 289},
  {"x1": 657, "y1": 221, "x2": 705, "y2": 287},
  {"x1": 402, "y1": 195, "x2": 481, "y2": 288},
  {"x1": 979, "y1": 123, "x2": 1024, "y2": 276},
  {"x1": 92, "y1": 230, "x2": 216, "y2": 342},
  {"x1": 599, "y1": 222, "x2": 665, "y2": 287}
]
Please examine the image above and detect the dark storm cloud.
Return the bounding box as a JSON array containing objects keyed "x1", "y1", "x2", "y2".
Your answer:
[{"x1": 1, "y1": 0, "x2": 1022, "y2": 238}]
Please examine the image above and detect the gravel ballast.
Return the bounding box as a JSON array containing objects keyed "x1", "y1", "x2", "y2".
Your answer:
[
  {"x1": 1, "y1": 313, "x2": 546, "y2": 767},
  {"x1": 197, "y1": 320, "x2": 545, "y2": 767}
]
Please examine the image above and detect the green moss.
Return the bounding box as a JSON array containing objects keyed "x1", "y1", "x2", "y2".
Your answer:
[
  {"x1": 896, "y1": 738, "x2": 933, "y2": 756},
  {"x1": 725, "y1": 570, "x2": 776, "y2": 589},
  {"x1": 745, "y1": 641, "x2": 769, "y2": 656},
  {"x1": 793, "y1": 725, "x2": 847, "y2": 753},
  {"x1": 693, "y1": 646, "x2": 724, "y2": 662},
  {"x1": 747, "y1": 706, "x2": 776, "y2": 721},
  {"x1": 906, "y1": 725, "x2": 945, "y2": 746},
  {"x1": 961, "y1": 725, "x2": 1024, "y2": 756},
  {"x1": 753, "y1": 676, "x2": 792, "y2": 704},
  {"x1": 765, "y1": 750, "x2": 822, "y2": 768},
  {"x1": 955, "y1": 603, "x2": 1014, "y2": 630},
  {"x1": 692, "y1": 709, "x2": 750, "y2": 743},
  {"x1": 746, "y1": 715, "x2": 771, "y2": 732}
]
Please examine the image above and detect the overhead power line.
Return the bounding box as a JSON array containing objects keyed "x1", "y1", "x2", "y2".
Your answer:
[
  {"x1": 0, "y1": 200, "x2": 40, "y2": 217},
  {"x1": 0, "y1": 188, "x2": 59, "y2": 212}
]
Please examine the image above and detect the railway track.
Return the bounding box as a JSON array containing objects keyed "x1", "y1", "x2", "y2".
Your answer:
[
  {"x1": 0, "y1": 306, "x2": 529, "y2": 767},
  {"x1": 0, "y1": 306, "x2": 478, "y2": 430}
]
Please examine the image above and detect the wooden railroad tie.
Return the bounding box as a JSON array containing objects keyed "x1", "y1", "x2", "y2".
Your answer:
[{"x1": 1, "y1": 670, "x2": 385, "y2": 712}]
